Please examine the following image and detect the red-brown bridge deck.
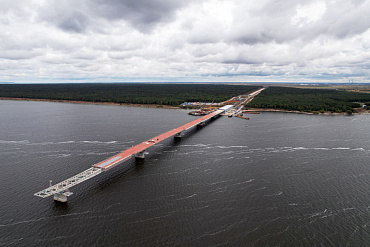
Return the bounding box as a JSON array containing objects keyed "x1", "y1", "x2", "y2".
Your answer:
[{"x1": 93, "y1": 110, "x2": 223, "y2": 171}]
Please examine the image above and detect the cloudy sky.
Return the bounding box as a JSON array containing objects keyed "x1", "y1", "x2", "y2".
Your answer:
[{"x1": 1, "y1": 0, "x2": 370, "y2": 83}]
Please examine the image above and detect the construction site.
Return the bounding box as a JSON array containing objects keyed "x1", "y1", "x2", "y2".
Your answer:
[
  {"x1": 34, "y1": 88, "x2": 265, "y2": 202},
  {"x1": 185, "y1": 88, "x2": 265, "y2": 119}
]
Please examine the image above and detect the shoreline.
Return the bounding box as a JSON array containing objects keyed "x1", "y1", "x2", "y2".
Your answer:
[
  {"x1": 1, "y1": 97, "x2": 368, "y2": 115},
  {"x1": 245, "y1": 108, "x2": 370, "y2": 115},
  {"x1": 0, "y1": 97, "x2": 181, "y2": 109}
]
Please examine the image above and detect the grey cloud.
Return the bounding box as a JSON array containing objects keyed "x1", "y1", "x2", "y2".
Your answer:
[
  {"x1": 1, "y1": 0, "x2": 370, "y2": 83},
  {"x1": 230, "y1": 32, "x2": 275, "y2": 45},
  {"x1": 215, "y1": 72, "x2": 269, "y2": 77},
  {"x1": 38, "y1": 1, "x2": 92, "y2": 33},
  {"x1": 1, "y1": 50, "x2": 41, "y2": 60},
  {"x1": 37, "y1": 0, "x2": 198, "y2": 33},
  {"x1": 57, "y1": 11, "x2": 89, "y2": 33},
  {"x1": 93, "y1": 0, "x2": 182, "y2": 20},
  {"x1": 222, "y1": 58, "x2": 259, "y2": 65},
  {"x1": 91, "y1": 0, "x2": 198, "y2": 32}
]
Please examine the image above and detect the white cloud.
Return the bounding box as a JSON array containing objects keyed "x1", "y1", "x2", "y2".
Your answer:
[
  {"x1": 0, "y1": 0, "x2": 370, "y2": 83},
  {"x1": 292, "y1": 1, "x2": 327, "y2": 27}
]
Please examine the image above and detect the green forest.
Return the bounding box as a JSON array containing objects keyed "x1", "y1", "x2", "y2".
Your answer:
[
  {"x1": 0, "y1": 83, "x2": 261, "y2": 106},
  {"x1": 247, "y1": 86, "x2": 370, "y2": 113}
]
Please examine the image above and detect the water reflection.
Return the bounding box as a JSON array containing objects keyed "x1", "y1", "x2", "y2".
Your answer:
[{"x1": 52, "y1": 200, "x2": 71, "y2": 216}]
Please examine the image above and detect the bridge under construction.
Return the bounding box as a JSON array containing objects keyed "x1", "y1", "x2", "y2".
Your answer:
[
  {"x1": 34, "y1": 88, "x2": 265, "y2": 202},
  {"x1": 34, "y1": 108, "x2": 226, "y2": 202}
]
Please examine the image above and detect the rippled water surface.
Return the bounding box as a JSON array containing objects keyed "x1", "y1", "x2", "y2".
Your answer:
[{"x1": 0, "y1": 100, "x2": 369, "y2": 246}]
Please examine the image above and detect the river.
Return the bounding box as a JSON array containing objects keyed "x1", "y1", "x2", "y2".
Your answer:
[{"x1": 0, "y1": 100, "x2": 369, "y2": 246}]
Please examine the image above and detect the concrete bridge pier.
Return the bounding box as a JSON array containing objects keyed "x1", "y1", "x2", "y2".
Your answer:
[
  {"x1": 54, "y1": 193, "x2": 68, "y2": 202},
  {"x1": 174, "y1": 132, "x2": 182, "y2": 139},
  {"x1": 135, "y1": 150, "x2": 147, "y2": 159}
]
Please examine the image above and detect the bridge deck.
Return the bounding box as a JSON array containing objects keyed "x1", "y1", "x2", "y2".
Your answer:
[
  {"x1": 34, "y1": 109, "x2": 223, "y2": 198},
  {"x1": 93, "y1": 109, "x2": 223, "y2": 170}
]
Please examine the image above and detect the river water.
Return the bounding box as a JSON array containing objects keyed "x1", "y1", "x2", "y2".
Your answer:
[{"x1": 0, "y1": 100, "x2": 369, "y2": 247}]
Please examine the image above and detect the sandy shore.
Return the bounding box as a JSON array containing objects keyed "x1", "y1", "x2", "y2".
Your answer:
[{"x1": 0, "y1": 97, "x2": 181, "y2": 109}]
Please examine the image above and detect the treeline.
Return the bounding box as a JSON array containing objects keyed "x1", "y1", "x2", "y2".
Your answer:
[
  {"x1": 248, "y1": 86, "x2": 370, "y2": 113},
  {"x1": 0, "y1": 83, "x2": 261, "y2": 106}
]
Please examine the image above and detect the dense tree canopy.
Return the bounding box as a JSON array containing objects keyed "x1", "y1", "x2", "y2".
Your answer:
[
  {"x1": 248, "y1": 86, "x2": 370, "y2": 113},
  {"x1": 0, "y1": 83, "x2": 261, "y2": 106}
]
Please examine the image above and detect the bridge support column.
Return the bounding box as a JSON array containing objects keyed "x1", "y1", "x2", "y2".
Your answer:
[
  {"x1": 135, "y1": 150, "x2": 147, "y2": 159},
  {"x1": 174, "y1": 132, "x2": 182, "y2": 139},
  {"x1": 53, "y1": 190, "x2": 73, "y2": 202},
  {"x1": 54, "y1": 193, "x2": 68, "y2": 202}
]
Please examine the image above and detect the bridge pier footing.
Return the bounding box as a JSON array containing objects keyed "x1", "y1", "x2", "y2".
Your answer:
[
  {"x1": 54, "y1": 193, "x2": 68, "y2": 202},
  {"x1": 135, "y1": 150, "x2": 147, "y2": 159},
  {"x1": 53, "y1": 190, "x2": 73, "y2": 202}
]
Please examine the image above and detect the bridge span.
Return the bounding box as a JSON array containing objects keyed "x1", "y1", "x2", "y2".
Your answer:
[{"x1": 34, "y1": 109, "x2": 224, "y2": 202}]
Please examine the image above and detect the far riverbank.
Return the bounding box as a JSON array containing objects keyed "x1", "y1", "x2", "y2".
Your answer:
[
  {"x1": 0, "y1": 97, "x2": 181, "y2": 109},
  {"x1": 1, "y1": 97, "x2": 369, "y2": 115},
  {"x1": 245, "y1": 108, "x2": 370, "y2": 115}
]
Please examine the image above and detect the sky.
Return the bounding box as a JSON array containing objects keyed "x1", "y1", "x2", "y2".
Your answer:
[{"x1": 1, "y1": 0, "x2": 370, "y2": 83}]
